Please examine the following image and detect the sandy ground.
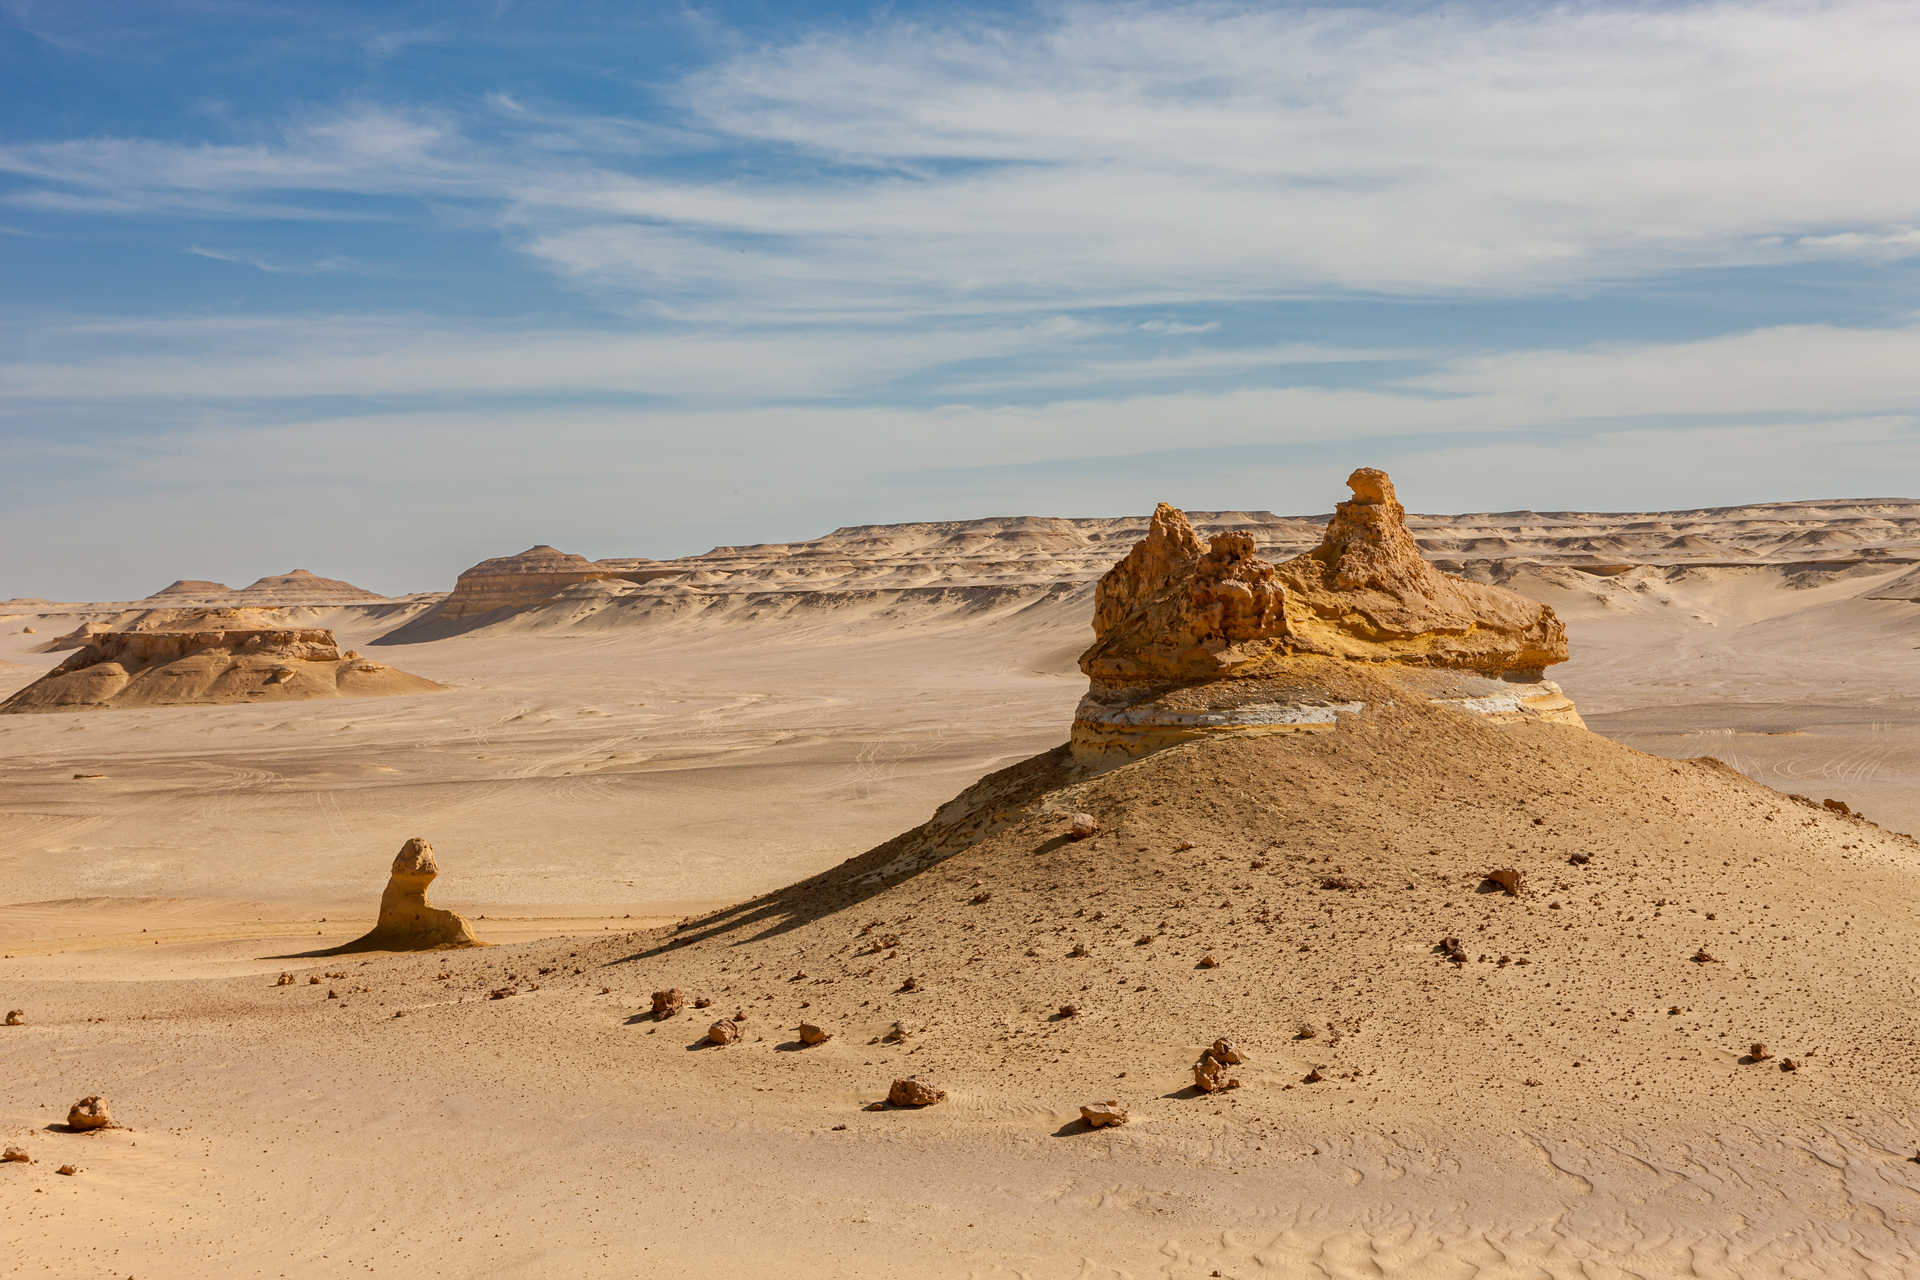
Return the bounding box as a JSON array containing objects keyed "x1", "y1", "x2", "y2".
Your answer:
[{"x1": 6, "y1": 561, "x2": 1920, "y2": 1277}]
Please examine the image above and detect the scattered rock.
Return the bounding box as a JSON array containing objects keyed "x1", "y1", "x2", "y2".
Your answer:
[
  {"x1": 4, "y1": 1009, "x2": 22, "y2": 1025},
  {"x1": 798, "y1": 1023, "x2": 832, "y2": 1046},
  {"x1": 308, "y1": 975, "x2": 322, "y2": 985},
  {"x1": 1192, "y1": 1039, "x2": 1245, "y2": 1093},
  {"x1": 1435, "y1": 937, "x2": 1468, "y2": 964},
  {"x1": 693, "y1": 996, "x2": 713, "y2": 1009},
  {"x1": 1067, "y1": 943, "x2": 1090, "y2": 958},
  {"x1": 2, "y1": 1146, "x2": 27, "y2": 1163},
  {"x1": 1056, "y1": 1004, "x2": 1081, "y2": 1019},
  {"x1": 1293, "y1": 1023, "x2": 1318, "y2": 1040},
  {"x1": 488, "y1": 986, "x2": 516, "y2": 1000},
  {"x1": 1691, "y1": 948, "x2": 1719, "y2": 964},
  {"x1": 886, "y1": 1078, "x2": 946, "y2": 1108},
  {"x1": 275, "y1": 973, "x2": 295, "y2": 987},
  {"x1": 1206, "y1": 1037, "x2": 1245, "y2": 1065},
  {"x1": 1079, "y1": 1101, "x2": 1129, "y2": 1129},
  {"x1": 1746, "y1": 1043, "x2": 1772, "y2": 1063},
  {"x1": 1069, "y1": 813, "x2": 1100, "y2": 841},
  {"x1": 651, "y1": 989, "x2": 687, "y2": 1020},
  {"x1": 1779, "y1": 1058, "x2": 1800, "y2": 1073},
  {"x1": 706, "y1": 1019, "x2": 740, "y2": 1046},
  {"x1": 1303, "y1": 1067, "x2": 1326, "y2": 1084},
  {"x1": 1568, "y1": 852, "x2": 1591, "y2": 866},
  {"x1": 56, "y1": 1164, "x2": 76, "y2": 1176},
  {"x1": 1318, "y1": 875, "x2": 1364, "y2": 892},
  {"x1": 1485, "y1": 868, "x2": 1525, "y2": 896},
  {"x1": 881, "y1": 1021, "x2": 910, "y2": 1044},
  {"x1": 65, "y1": 1096, "x2": 114, "y2": 1131}
]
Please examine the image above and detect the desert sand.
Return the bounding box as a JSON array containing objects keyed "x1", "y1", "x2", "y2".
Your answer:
[{"x1": 7, "y1": 483, "x2": 1920, "y2": 1277}]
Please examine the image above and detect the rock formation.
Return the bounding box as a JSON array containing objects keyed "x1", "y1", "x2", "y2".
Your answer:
[
  {"x1": 1072, "y1": 469, "x2": 1582, "y2": 760},
  {"x1": 233, "y1": 569, "x2": 384, "y2": 605},
  {"x1": 2, "y1": 626, "x2": 441, "y2": 713},
  {"x1": 142, "y1": 579, "x2": 234, "y2": 601},
  {"x1": 436, "y1": 546, "x2": 624, "y2": 621},
  {"x1": 1079, "y1": 1101, "x2": 1128, "y2": 1129},
  {"x1": 337, "y1": 838, "x2": 482, "y2": 952},
  {"x1": 1274, "y1": 470, "x2": 1568, "y2": 671}
]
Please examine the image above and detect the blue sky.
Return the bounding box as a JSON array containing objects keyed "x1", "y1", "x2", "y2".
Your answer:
[{"x1": 4, "y1": 0, "x2": 1920, "y2": 599}]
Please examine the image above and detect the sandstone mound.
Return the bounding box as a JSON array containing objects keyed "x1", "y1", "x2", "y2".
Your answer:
[
  {"x1": 1, "y1": 626, "x2": 442, "y2": 713},
  {"x1": 234, "y1": 569, "x2": 383, "y2": 605},
  {"x1": 437, "y1": 546, "x2": 615, "y2": 621},
  {"x1": 1075, "y1": 469, "x2": 1579, "y2": 760},
  {"x1": 335, "y1": 838, "x2": 483, "y2": 952},
  {"x1": 564, "y1": 478, "x2": 1920, "y2": 1238},
  {"x1": 596, "y1": 658, "x2": 1920, "y2": 1184},
  {"x1": 143, "y1": 579, "x2": 234, "y2": 601}
]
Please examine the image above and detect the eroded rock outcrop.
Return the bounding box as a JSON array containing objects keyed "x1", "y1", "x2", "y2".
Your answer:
[
  {"x1": 65, "y1": 1096, "x2": 115, "y2": 1131},
  {"x1": 2, "y1": 626, "x2": 441, "y2": 713},
  {"x1": 1275, "y1": 469, "x2": 1567, "y2": 671},
  {"x1": 337, "y1": 838, "x2": 483, "y2": 952},
  {"x1": 234, "y1": 569, "x2": 384, "y2": 605},
  {"x1": 1072, "y1": 469, "x2": 1581, "y2": 760},
  {"x1": 437, "y1": 546, "x2": 620, "y2": 621}
]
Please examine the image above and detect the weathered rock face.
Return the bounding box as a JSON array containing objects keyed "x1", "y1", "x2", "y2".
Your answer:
[
  {"x1": 437, "y1": 546, "x2": 619, "y2": 620},
  {"x1": 65, "y1": 1096, "x2": 115, "y2": 1131},
  {"x1": 338, "y1": 838, "x2": 482, "y2": 951},
  {"x1": 1080, "y1": 505, "x2": 1288, "y2": 683},
  {"x1": 1, "y1": 626, "x2": 442, "y2": 713},
  {"x1": 1072, "y1": 469, "x2": 1581, "y2": 761},
  {"x1": 1275, "y1": 469, "x2": 1568, "y2": 672}
]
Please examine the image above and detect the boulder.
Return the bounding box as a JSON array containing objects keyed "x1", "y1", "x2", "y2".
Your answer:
[
  {"x1": 886, "y1": 1078, "x2": 947, "y2": 1108},
  {"x1": 1069, "y1": 813, "x2": 1100, "y2": 841},
  {"x1": 706, "y1": 1019, "x2": 740, "y2": 1046},
  {"x1": 1079, "y1": 1101, "x2": 1129, "y2": 1129},
  {"x1": 4, "y1": 1009, "x2": 21, "y2": 1025},
  {"x1": 798, "y1": 1023, "x2": 832, "y2": 1046},
  {"x1": 65, "y1": 1096, "x2": 114, "y2": 1131},
  {"x1": 1486, "y1": 868, "x2": 1525, "y2": 896},
  {"x1": 652, "y1": 989, "x2": 688, "y2": 1020}
]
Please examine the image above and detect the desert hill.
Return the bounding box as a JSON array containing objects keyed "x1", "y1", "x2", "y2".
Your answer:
[{"x1": 2, "y1": 625, "x2": 442, "y2": 713}]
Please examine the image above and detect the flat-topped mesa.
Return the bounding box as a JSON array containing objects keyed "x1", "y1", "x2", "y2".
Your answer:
[
  {"x1": 1073, "y1": 469, "x2": 1580, "y2": 761},
  {"x1": 234, "y1": 569, "x2": 384, "y2": 605},
  {"x1": 0, "y1": 625, "x2": 442, "y2": 713},
  {"x1": 437, "y1": 545, "x2": 621, "y2": 620},
  {"x1": 337, "y1": 838, "x2": 483, "y2": 951}
]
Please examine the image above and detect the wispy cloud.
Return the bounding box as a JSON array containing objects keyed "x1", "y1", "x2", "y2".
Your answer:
[
  {"x1": 187, "y1": 245, "x2": 354, "y2": 274},
  {"x1": 6, "y1": 3, "x2": 1920, "y2": 319}
]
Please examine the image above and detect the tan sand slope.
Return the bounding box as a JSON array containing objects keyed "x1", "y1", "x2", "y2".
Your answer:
[
  {"x1": 1, "y1": 626, "x2": 442, "y2": 713},
  {"x1": 11, "y1": 669, "x2": 1914, "y2": 1277}
]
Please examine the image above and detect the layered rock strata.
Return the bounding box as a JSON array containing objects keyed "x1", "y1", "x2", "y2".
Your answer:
[
  {"x1": 1072, "y1": 469, "x2": 1581, "y2": 761},
  {"x1": 1, "y1": 626, "x2": 442, "y2": 712}
]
